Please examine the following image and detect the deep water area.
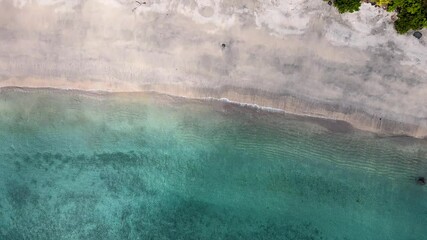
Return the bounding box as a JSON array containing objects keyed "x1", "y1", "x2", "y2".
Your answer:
[{"x1": 0, "y1": 89, "x2": 426, "y2": 240}]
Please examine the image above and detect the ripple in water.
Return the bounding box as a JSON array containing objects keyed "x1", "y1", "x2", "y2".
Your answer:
[{"x1": 0, "y1": 89, "x2": 426, "y2": 239}]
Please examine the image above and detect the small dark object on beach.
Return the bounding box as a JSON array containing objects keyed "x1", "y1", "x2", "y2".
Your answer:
[
  {"x1": 328, "y1": 1, "x2": 332, "y2": 6},
  {"x1": 133, "y1": 1, "x2": 146, "y2": 12},
  {"x1": 413, "y1": 31, "x2": 422, "y2": 39},
  {"x1": 221, "y1": 43, "x2": 226, "y2": 49},
  {"x1": 417, "y1": 177, "x2": 425, "y2": 185}
]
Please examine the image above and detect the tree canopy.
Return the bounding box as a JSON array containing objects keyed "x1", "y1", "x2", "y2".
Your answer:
[
  {"x1": 333, "y1": 0, "x2": 362, "y2": 13},
  {"x1": 388, "y1": 0, "x2": 427, "y2": 33}
]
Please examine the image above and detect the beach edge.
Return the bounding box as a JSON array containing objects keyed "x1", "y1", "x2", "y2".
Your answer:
[{"x1": 1, "y1": 85, "x2": 426, "y2": 139}]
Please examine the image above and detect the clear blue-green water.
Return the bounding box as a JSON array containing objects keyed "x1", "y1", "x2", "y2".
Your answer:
[{"x1": 0, "y1": 89, "x2": 426, "y2": 240}]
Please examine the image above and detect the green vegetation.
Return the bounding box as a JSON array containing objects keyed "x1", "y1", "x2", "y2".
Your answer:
[
  {"x1": 329, "y1": 0, "x2": 427, "y2": 34},
  {"x1": 388, "y1": 0, "x2": 427, "y2": 34},
  {"x1": 374, "y1": 0, "x2": 391, "y2": 6},
  {"x1": 333, "y1": 0, "x2": 362, "y2": 13}
]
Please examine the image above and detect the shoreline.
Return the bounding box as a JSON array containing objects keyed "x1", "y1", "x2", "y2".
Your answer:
[
  {"x1": 1, "y1": 85, "x2": 426, "y2": 140},
  {"x1": 1, "y1": 0, "x2": 426, "y2": 142}
]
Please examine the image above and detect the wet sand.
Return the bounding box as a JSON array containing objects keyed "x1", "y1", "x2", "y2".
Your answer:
[{"x1": 1, "y1": 85, "x2": 426, "y2": 139}]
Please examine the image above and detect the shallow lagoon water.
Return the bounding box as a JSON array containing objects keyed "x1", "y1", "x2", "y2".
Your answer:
[{"x1": 0, "y1": 89, "x2": 426, "y2": 240}]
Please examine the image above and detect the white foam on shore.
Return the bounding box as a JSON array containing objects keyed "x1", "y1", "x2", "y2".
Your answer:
[
  {"x1": 204, "y1": 97, "x2": 285, "y2": 113},
  {"x1": 201, "y1": 97, "x2": 347, "y2": 122}
]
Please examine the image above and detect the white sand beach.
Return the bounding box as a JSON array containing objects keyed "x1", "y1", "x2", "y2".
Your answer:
[{"x1": 0, "y1": 0, "x2": 426, "y2": 137}]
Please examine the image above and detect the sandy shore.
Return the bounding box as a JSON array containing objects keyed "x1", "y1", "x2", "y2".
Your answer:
[{"x1": 1, "y1": 1, "x2": 426, "y2": 138}]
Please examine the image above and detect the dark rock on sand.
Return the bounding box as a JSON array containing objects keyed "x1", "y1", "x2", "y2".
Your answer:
[{"x1": 413, "y1": 31, "x2": 422, "y2": 39}]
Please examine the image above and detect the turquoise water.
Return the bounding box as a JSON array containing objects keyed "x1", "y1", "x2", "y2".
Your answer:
[{"x1": 0, "y1": 89, "x2": 426, "y2": 240}]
